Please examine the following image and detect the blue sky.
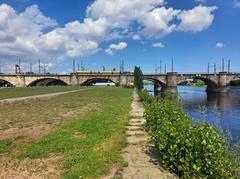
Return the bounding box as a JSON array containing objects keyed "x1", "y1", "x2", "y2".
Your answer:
[{"x1": 0, "y1": 0, "x2": 239, "y2": 73}]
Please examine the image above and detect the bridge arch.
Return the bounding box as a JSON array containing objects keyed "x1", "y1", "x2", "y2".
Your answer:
[
  {"x1": 0, "y1": 79, "x2": 14, "y2": 87},
  {"x1": 230, "y1": 77, "x2": 240, "y2": 86},
  {"x1": 178, "y1": 76, "x2": 218, "y2": 91},
  {"x1": 143, "y1": 77, "x2": 167, "y2": 87},
  {"x1": 195, "y1": 77, "x2": 217, "y2": 88},
  {"x1": 81, "y1": 77, "x2": 118, "y2": 86},
  {"x1": 27, "y1": 78, "x2": 68, "y2": 87}
]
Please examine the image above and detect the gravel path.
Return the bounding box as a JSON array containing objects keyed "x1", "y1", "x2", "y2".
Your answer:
[
  {"x1": 0, "y1": 88, "x2": 92, "y2": 103},
  {"x1": 121, "y1": 89, "x2": 176, "y2": 179}
]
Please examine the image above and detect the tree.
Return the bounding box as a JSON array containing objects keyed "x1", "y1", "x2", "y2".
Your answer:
[{"x1": 133, "y1": 66, "x2": 144, "y2": 90}]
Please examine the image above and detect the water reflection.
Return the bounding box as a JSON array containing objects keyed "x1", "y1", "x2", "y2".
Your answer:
[
  {"x1": 144, "y1": 85, "x2": 240, "y2": 141},
  {"x1": 206, "y1": 92, "x2": 231, "y2": 109}
]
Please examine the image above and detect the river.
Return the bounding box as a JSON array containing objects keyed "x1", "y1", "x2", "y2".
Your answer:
[{"x1": 144, "y1": 85, "x2": 240, "y2": 142}]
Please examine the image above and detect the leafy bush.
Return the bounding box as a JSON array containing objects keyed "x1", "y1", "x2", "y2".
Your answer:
[
  {"x1": 138, "y1": 90, "x2": 156, "y2": 105},
  {"x1": 230, "y1": 80, "x2": 240, "y2": 86},
  {"x1": 144, "y1": 97, "x2": 237, "y2": 178}
]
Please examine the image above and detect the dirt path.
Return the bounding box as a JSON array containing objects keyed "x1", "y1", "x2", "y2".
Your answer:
[
  {"x1": 121, "y1": 89, "x2": 176, "y2": 179},
  {"x1": 0, "y1": 88, "x2": 92, "y2": 103}
]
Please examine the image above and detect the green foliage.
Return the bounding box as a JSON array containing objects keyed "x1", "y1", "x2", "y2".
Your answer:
[
  {"x1": 138, "y1": 90, "x2": 156, "y2": 105},
  {"x1": 229, "y1": 144, "x2": 240, "y2": 177},
  {"x1": 230, "y1": 80, "x2": 240, "y2": 86},
  {"x1": 179, "y1": 80, "x2": 206, "y2": 86},
  {"x1": 142, "y1": 93, "x2": 238, "y2": 178},
  {"x1": 133, "y1": 66, "x2": 144, "y2": 90},
  {"x1": 160, "y1": 91, "x2": 180, "y2": 102},
  {"x1": 194, "y1": 79, "x2": 205, "y2": 86},
  {"x1": 0, "y1": 139, "x2": 13, "y2": 154},
  {"x1": 143, "y1": 81, "x2": 154, "y2": 85}
]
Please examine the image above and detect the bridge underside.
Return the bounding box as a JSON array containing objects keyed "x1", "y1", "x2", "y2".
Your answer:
[
  {"x1": 28, "y1": 78, "x2": 68, "y2": 87},
  {"x1": 81, "y1": 78, "x2": 117, "y2": 86},
  {"x1": 0, "y1": 79, "x2": 14, "y2": 87}
]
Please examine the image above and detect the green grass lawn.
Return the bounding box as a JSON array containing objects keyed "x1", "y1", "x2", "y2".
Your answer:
[
  {"x1": 0, "y1": 87, "x2": 132, "y2": 178},
  {"x1": 0, "y1": 86, "x2": 88, "y2": 100}
]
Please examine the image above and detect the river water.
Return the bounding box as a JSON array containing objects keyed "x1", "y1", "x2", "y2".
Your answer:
[{"x1": 144, "y1": 85, "x2": 240, "y2": 141}]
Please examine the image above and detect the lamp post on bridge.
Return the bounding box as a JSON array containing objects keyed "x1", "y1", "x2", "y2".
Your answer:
[
  {"x1": 73, "y1": 59, "x2": 76, "y2": 74},
  {"x1": 228, "y1": 59, "x2": 231, "y2": 73},
  {"x1": 207, "y1": 63, "x2": 217, "y2": 74},
  {"x1": 18, "y1": 58, "x2": 21, "y2": 74},
  {"x1": 29, "y1": 62, "x2": 32, "y2": 73},
  {"x1": 221, "y1": 58, "x2": 231, "y2": 73},
  {"x1": 160, "y1": 60, "x2": 162, "y2": 74},
  {"x1": 38, "y1": 59, "x2": 41, "y2": 74}
]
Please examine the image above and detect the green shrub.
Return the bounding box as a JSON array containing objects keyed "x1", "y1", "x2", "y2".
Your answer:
[
  {"x1": 144, "y1": 98, "x2": 235, "y2": 178},
  {"x1": 230, "y1": 80, "x2": 240, "y2": 86},
  {"x1": 138, "y1": 90, "x2": 156, "y2": 105}
]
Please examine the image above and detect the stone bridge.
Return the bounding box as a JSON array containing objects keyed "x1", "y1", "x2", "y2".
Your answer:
[
  {"x1": 144, "y1": 72, "x2": 240, "y2": 93},
  {"x1": 0, "y1": 72, "x2": 240, "y2": 93},
  {"x1": 0, "y1": 72, "x2": 133, "y2": 87}
]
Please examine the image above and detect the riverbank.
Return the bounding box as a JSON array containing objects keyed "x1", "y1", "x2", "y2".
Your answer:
[
  {"x1": 120, "y1": 89, "x2": 176, "y2": 178},
  {"x1": 0, "y1": 87, "x2": 132, "y2": 178},
  {"x1": 139, "y1": 90, "x2": 240, "y2": 178},
  {"x1": 144, "y1": 85, "x2": 240, "y2": 140}
]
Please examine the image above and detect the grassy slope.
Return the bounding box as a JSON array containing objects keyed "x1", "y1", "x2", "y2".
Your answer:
[
  {"x1": 0, "y1": 86, "x2": 87, "y2": 100},
  {"x1": 1, "y1": 87, "x2": 132, "y2": 178}
]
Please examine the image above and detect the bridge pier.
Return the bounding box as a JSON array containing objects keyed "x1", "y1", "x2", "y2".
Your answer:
[
  {"x1": 120, "y1": 74, "x2": 134, "y2": 86},
  {"x1": 162, "y1": 72, "x2": 178, "y2": 93},
  {"x1": 206, "y1": 72, "x2": 230, "y2": 93},
  {"x1": 70, "y1": 75, "x2": 79, "y2": 86},
  {"x1": 154, "y1": 81, "x2": 161, "y2": 95},
  {"x1": 15, "y1": 75, "x2": 26, "y2": 87}
]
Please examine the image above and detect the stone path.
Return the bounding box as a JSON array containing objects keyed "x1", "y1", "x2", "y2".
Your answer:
[
  {"x1": 0, "y1": 88, "x2": 92, "y2": 103},
  {"x1": 121, "y1": 89, "x2": 176, "y2": 179}
]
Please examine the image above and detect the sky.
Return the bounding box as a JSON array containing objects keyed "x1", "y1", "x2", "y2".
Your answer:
[{"x1": 0, "y1": 0, "x2": 239, "y2": 74}]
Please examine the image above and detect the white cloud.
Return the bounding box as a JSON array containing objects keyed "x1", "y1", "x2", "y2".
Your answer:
[
  {"x1": 195, "y1": 0, "x2": 206, "y2": 4},
  {"x1": 177, "y1": 5, "x2": 217, "y2": 32},
  {"x1": 216, "y1": 42, "x2": 225, "y2": 48},
  {"x1": 105, "y1": 42, "x2": 127, "y2": 55},
  {"x1": 0, "y1": 1, "x2": 218, "y2": 72},
  {"x1": 233, "y1": 0, "x2": 240, "y2": 7},
  {"x1": 152, "y1": 42, "x2": 165, "y2": 48},
  {"x1": 87, "y1": 0, "x2": 180, "y2": 38},
  {"x1": 0, "y1": 4, "x2": 57, "y2": 59},
  {"x1": 132, "y1": 34, "x2": 141, "y2": 40},
  {"x1": 34, "y1": 16, "x2": 109, "y2": 58},
  {"x1": 0, "y1": 4, "x2": 103, "y2": 64},
  {"x1": 139, "y1": 7, "x2": 180, "y2": 37}
]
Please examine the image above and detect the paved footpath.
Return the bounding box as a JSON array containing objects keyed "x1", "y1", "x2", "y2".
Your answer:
[
  {"x1": 0, "y1": 88, "x2": 92, "y2": 103},
  {"x1": 121, "y1": 89, "x2": 176, "y2": 179}
]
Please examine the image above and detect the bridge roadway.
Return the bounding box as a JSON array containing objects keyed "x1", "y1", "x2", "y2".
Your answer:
[{"x1": 0, "y1": 72, "x2": 240, "y2": 93}]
